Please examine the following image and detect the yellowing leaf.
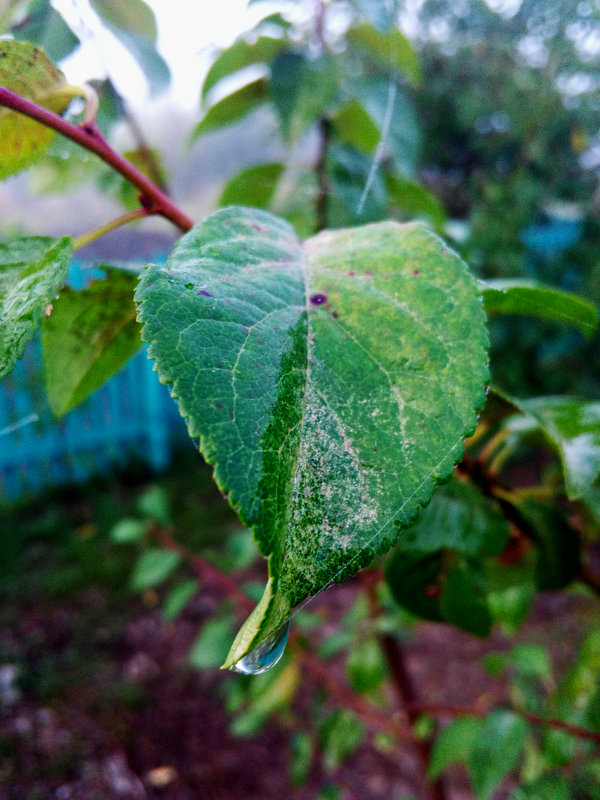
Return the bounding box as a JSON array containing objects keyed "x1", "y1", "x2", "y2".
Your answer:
[{"x1": 0, "y1": 41, "x2": 79, "y2": 179}]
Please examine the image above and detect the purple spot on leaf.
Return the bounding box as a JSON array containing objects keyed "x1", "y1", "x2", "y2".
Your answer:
[
  {"x1": 412, "y1": 269, "x2": 420, "y2": 276},
  {"x1": 199, "y1": 289, "x2": 211, "y2": 297},
  {"x1": 310, "y1": 294, "x2": 327, "y2": 305}
]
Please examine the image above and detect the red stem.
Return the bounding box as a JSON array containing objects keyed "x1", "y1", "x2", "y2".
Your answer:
[
  {"x1": 359, "y1": 571, "x2": 447, "y2": 800},
  {"x1": 151, "y1": 527, "x2": 600, "y2": 758},
  {"x1": 0, "y1": 85, "x2": 193, "y2": 234},
  {"x1": 410, "y1": 702, "x2": 600, "y2": 747}
]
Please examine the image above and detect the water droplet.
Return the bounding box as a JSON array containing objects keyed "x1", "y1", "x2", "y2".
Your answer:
[{"x1": 229, "y1": 621, "x2": 290, "y2": 675}]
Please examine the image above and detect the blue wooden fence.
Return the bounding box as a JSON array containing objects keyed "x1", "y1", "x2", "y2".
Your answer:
[{"x1": 0, "y1": 261, "x2": 188, "y2": 502}]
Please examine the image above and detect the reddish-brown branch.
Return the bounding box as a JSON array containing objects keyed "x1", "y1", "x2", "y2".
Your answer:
[
  {"x1": 294, "y1": 646, "x2": 413, "y2": 744},
  {"x1": 0, "y1": 85, "x2": 193, "y2": 234},
  {"x1": 458, "y1": 453, "x2": 600, "y2": 600},
  {"x1": 360, "y1": 572, "x2": 448, "y2": 800},
  {"x1": 149, "y1": 525, "x2": 253, "y2": 614},
  {"x1": 409, "y1": 702, "x2": 600, "y2": 747},
  {"x1": 579, "y1": 563, "x2": 600, "y2": 598},
  {"x1": 147, "y1": 525, "x2": 600, "y2": 786},
  {"x1": 149, "y1": 526, "x2": 415, "y2": 742},
  {"x1": 315, "y1": 116, "x2": 331, "y2": 232}
]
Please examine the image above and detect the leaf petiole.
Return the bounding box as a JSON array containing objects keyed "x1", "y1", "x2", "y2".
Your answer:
[{"x1": 72, "y1": 207, "x2": 151, "y2": 250}]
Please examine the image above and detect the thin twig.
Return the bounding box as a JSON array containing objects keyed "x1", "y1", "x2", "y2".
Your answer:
[
  {"x1": 293, "y1": 645, "x2": 414, "y2": 744},
  {"x1": 578, "y1": 563, "x2": 600, "y2": 598},
  {"x1": 148, "y1": 526, "x2": 414, "y2": 741},
  {"x1": 149, "y1": 525, "x2": 253, "y2": 614},
  {"x1": 0, "y1": 85, "x2": 193, "y2": 234},
  {"x1": 458, "y1": 454, "x2": 600, "y2": 600},
  {"x1": 315, "y1": 116, "x2": 331, "y2": 232},
  {"x1": 360, "y1": 571, "x2": 447, "y2": 800},
  {"x1": 409, "y1": 702, "x2": 600, "y2": 747},
  {"x1": 73, "y1": 207, "x2": 150, "y2": 250}
]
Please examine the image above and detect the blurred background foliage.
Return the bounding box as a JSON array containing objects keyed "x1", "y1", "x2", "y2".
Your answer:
[
  {"x1": 2, "y1": 1, "x2": 600, "y2": 798},
  {"x1": 3, "y1": 0, "x2": 600, "y2": 398}
]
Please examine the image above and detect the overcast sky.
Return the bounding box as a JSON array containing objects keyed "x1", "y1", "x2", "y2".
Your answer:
[{"x1": 53, "y1": 0, "x2": 282, "y2": 108}]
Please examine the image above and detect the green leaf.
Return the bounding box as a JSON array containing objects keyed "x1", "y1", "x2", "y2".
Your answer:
[
  {"x1": 319, "y1": 710, "x2": 364, "y2": 772},
  {"x1": 469, "y1": 711, "x2": 529, "y2": 800},
  {"x1": 219, "y1": 163, "x2": 283, "y2": 209},
  {"x1": 441, "y1": 563, "x2": 492, "y2": 637},
  {"x1": 518, "y1": 499, "x2": 580, "y2": 590},
  {"x1": 346, "y1": 638, "x2": 387, "y2": 692},
  {"x1": 400, "y1": 477, "x2": 509, "y2": 557},
  {"x1": 385, "y1": 550, "x2": 444, "y2": 622},
  {"x1": 103, "y1": 29, "x2": 170, "y2": 96},
  {"x1": 480, "y1": 279, "x2": 598, "y2": 337},
  {"x1": 229, "y1": 660, "x2": 298, "y2": 736},
  {"x1": 13, "y1": 0, "x2": 80, "y2": 62},
  {"x1": 386, "y1": 174, "x2": 447, "y2": 228},
  {"x1": 116, "y1": 148, "x2": 168, "y2": 209},
  {"x1": 332, "y1": 99, "x2": 380, "y2": 154},
  {"x1": 508, "y1": 774, "x2": 570, "y2": 800},
  {"x1": 90, "y1": 0, "x2": 157, "y2": 40},
  {"x1": 136, "y1": 484, "x2": 171, "y2": 526},
  {"x1": 130, "y1": 548, "x2": 181, "y2": 591},
  {"x1": 554, "y1": 631, "x2": 600, "y2": 722},
  {"x1": 163, "y1": 579, "x2": 198, "y2": 621},
  {"x1": 507, "y1": 397, "x2": 600, "y2": 500},
  {"x1": 42, "y1": 269, "x2": 141, "y2": 417},
  {"x1": 353, "y1": 77, "x2": 421, "y2": 174},
  {"x1": 189, "y1": 614, "x2": 235, "y2": 669},
  {"x1": 252, "y1": 13, "x2": 292, "y2": 33},
  {"x1": 270, "y1": 51, "x2": 338, "y2": 141},
  {"x1": 193, "y1": 78, "x2": 268, "y2": 139},
  {"x1": 486, "y1": 558, "x2": 535, "y2": 634},
  {"x1": 0, "y1": 235, "x2": 71, "y2": 378},
  {"x1": 328, "y1": 144, "x2": 388, "y2": 226},
  {"x1": 246, "y1": 659, "x2": 298, "y2": 714},
  {"x1": 0, "y1": 41, "x2": 77, "y2": 178},
  {"x1": 346, "y1": 23, "x2": 421, "y2": 85},
  {"x1": 388, "y1": 549, "x2": 493, "y2": 634},
  {"x1": 202, "y1": 35, "x2": 285, "y2": 100},
  {"x1": 481, "y1": 653, "x2": 507, "y2": 677},
  {"x1": 289, "y1": 730, "x2": 313, "y2": 787},
  {"x1": 428, "y1": 716, "x2": 483, "y2": 779},
  {"x1": 135, "y1": 207, "x2": 489, "y2": 667},
  {"x1": 509, "y1": 644, "x2": 552, "y2": 679},
  {"x1": 110, "y1": 517, "x2": 147, "y2": 543}
]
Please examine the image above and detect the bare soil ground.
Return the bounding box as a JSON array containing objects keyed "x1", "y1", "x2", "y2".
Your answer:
[{"x1": 1, "y1": 464, "x2": 598, "y2": 800}]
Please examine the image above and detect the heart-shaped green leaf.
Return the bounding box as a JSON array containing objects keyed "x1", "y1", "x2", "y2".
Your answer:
[{"x1": 135, "y1": 207, "x2": 488, "y2": 668}]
